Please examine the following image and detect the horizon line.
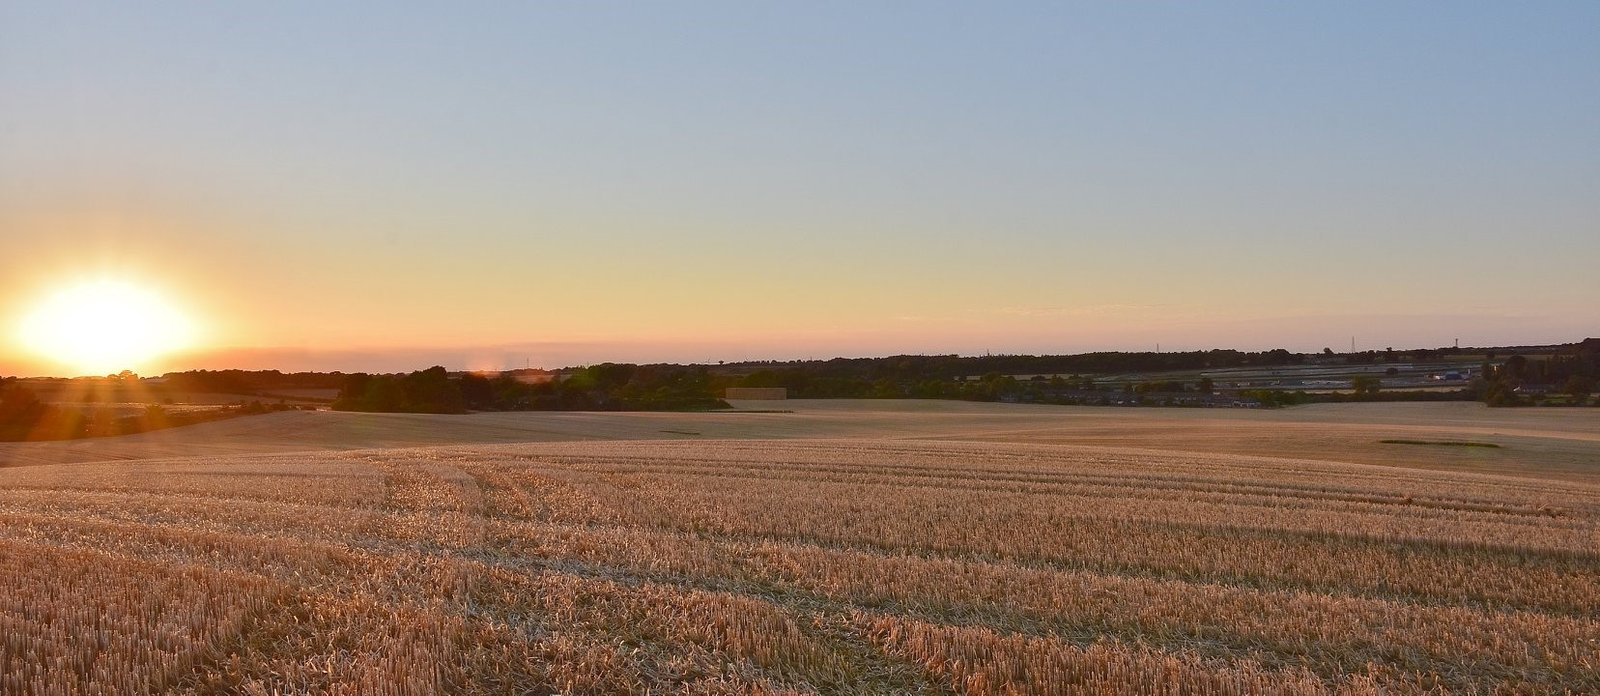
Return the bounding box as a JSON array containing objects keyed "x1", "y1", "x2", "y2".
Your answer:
[{"x1": 8, "y1": 336, "x2": 1593, "y2": 380}]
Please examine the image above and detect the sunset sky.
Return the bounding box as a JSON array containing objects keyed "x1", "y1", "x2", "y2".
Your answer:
[{"x1": 2, "y1": 3, "x2": 1596, "y2": 376}]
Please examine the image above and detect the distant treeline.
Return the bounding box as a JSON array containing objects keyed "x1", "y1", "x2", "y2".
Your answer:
[
  {"x1": 721, "y1": 370, "x2": 1474, "y2": 409},
  {"x1": 715, "y1": 342, "x2": 1599, "y2": 408},
  {"x1": 324, "y1": 341, "x2": 1600, "y2": 414},
  {"x1": 0, "y1": 377, "x2": 280, "y2": 442},
  {"x1": 1191, "y1": 342, "x2": 1598, "y2": 408},
  {"x1": 159, "y1": 369, "x2": 347, "y2": 396},
  {"x1": 326, "y1": 350, "x2": 1313, "y2": 414},
  {"x1": 0, "y1": 379, "x2": 81, "y2": 440},
  {"x1": 718, "y1": 349, "x2": 1306, "y2": 401},
  {"x1": 719, "y1": 349, "x2": 1306, "y2": 392},
  {"x1": 331, "y1": 364, "x2": 727, "y2": 414},
  {"x1": 1471, "y1": 340, "x2": 1599, "y2": 407}
]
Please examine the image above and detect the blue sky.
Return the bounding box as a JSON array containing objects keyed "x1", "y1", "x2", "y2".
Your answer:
[{"x1": 2, "y1": 2, "x2": 1596, "y2": 373}]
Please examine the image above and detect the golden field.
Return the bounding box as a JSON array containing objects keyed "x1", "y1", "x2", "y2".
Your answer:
[{"x1": 0, "y1": 401, "x2": 1596, "y2": 693}]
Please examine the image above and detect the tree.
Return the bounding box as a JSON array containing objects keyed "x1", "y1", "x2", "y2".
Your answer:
[
  {"x1": 0, "y1": 381, "x2": 49, "y2": 440},
  {"x1": 332, "y1": 367, "x2": 465, "y2": 414},
  {"x1": 1565, "y1": 375, "x2": 1595, "y2": 402},
  {"x1": 399, "y1": 366, "x2": 464, "y2": 413},
  {"x1": 1197, "y1": 377, "x2": 1214, "y2": 394},
  {"x1": 1351, "y1": 376, "x2": 1382, "y2": 399},
  {"x1": 458, "y1": 372, "x2": 495, "y2": 410},
  {"x1": 140, "y1": 404, "x2": 169, "y2": 431},
  {"x1": 1502, "y1": 355, "x2": 1527, "y2": 381},
  {"x1": 1482, "y1": 379, "x2": 1520, "y2": 407},
  {"x1": 363, "y1": 378, "x2": 404, "y2": 412}
]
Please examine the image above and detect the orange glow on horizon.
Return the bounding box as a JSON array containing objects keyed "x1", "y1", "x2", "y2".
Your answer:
[{"x1": 16, "y1": 279, "x2": 199, "y2": 376}]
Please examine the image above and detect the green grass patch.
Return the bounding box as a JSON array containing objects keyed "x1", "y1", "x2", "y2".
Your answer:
[{"x1": 1379, "y1": 439, "x2": 1501, "y2": 449}]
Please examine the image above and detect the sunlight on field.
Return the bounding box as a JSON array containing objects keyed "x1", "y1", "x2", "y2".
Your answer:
[{"x1": 0, "y1": 438, "x2": 1595, "y2": 693}]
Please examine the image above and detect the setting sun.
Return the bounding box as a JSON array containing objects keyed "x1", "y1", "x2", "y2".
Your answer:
[{"x1": 17, "y1": 279, "x2": 196, "y2": 376}]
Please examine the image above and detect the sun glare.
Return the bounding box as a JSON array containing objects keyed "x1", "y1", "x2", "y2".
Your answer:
[{"x1": 18, "y1": 279, "x2": 197, "y2": 376}]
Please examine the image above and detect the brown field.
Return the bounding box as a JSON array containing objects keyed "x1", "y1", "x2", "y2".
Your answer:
[{"x1": 1, "y1": 400, "x2": 1597, "y2": 693}]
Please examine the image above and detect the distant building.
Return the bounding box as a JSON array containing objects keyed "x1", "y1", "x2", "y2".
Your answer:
[{"x1": 724, "y1": 387, "x2": 787, "y2": 400}]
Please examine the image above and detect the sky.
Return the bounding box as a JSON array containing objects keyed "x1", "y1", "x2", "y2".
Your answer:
[{"x1": 2, "y1": 2, "x2": 1596, "y2": 376}]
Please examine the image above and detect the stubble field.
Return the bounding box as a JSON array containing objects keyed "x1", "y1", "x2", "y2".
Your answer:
[{"x1": 0, "y1": 401, "x2": 1597, "y2": 694}]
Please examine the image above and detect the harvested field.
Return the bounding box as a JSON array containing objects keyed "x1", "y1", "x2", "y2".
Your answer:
[
  {"x1": 1, "y1": 427, "x2": 1597, "y2": 693},
  {"x1": 4, "y1": 400, "x2": 1599, "y2": 483}
]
